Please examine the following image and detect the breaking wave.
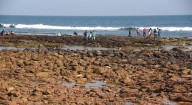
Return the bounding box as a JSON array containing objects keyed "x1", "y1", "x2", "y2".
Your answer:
[
  {"x1": 0, "y1": 24, "x2": 120, "y2": 30},
  {"x1": 1, "y1": 24, "x2": 192, "y2": 32}
]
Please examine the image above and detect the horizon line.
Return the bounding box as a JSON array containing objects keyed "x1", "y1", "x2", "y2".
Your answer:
[{"x1": 0, "y1": 14, "x2": 192, "y2": 17}]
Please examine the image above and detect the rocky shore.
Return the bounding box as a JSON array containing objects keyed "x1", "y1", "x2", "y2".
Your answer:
[
  {"x1": 0, "y1": 35, "x2": 192, "y2": 48},
  {"x1": 0, "y1": 35, "x2": 191, "y2": 105}
]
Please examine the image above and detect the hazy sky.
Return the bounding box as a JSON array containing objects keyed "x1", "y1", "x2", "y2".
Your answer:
[{"x1": 0, "y1": 0, "x2": 192, "y2": 16}]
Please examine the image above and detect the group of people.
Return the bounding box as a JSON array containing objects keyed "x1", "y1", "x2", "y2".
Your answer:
[
  {"x1": 129, "y1": 28, "x2": 161, "y2": 39},
  {"x1": 0, "y1": 27, "x2": 15, "y2": 36},
  {"x1": 83, "y1": 30, "x2": 96, "y2": 42}
]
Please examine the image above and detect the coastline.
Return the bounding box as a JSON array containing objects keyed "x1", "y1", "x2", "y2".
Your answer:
[
  {"x1": 0, "y1": 34, "x2": 192, "y2": 48},
  {"x1": 0, "y1": 34, "x2": 192, "y2": 104}
]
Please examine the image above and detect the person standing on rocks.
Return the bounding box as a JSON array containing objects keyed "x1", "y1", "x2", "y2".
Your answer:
[
  {"x1": 158, "y1": 28, "x2": 161, "y2": 38},
  {"x1": 128, "y1": 29, "x2": 131, "y2": 37},
  {"x1": 143, "y1": 28, "x2": 146, "y2": 37},
  {"x1": 83, "y1": 30, "x2": 88, "y2": 40},
  {"x1": 88, "y1": 31, "x2": 93, "y2": 42},
  {"x1": 1, "y1": 27, "x2": 7, "y2": 35},
  {"x1": 136, "y1": 28, "x2": 140, "y2": 36},
  {"x1": 153, "y1": 29, "x2": 157, "y2": 39},
  {"x1": 92, "y1": 30, "x2": 96, "y2": 41},
  {"x1": 147, "y1": 28, "x2": 152, "y2": 39}
]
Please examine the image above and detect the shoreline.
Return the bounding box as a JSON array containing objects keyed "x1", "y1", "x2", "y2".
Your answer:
[
  {"x1": 0, "y1": 34, "x2": 191, "y2": 104},
  {"x1": 0, "y1": 34, "x2": 192, "y2": 48},
  {"x1": 11, "y1": 32, "x2": 192, "y2": 38}
]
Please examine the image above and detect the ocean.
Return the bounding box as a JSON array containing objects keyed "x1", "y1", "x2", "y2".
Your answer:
[{"x1": 0, "y1": 15, "x2": 192, "y2": 37}]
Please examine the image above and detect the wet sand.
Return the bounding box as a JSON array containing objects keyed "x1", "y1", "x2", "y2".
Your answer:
[{"x1": 0, "y1": 35, "x2": 191, "y2": 105}]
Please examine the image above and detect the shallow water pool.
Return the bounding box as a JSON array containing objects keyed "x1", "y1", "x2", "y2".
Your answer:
[
  {"x1": 62, "y1": 46, "x2": 116, "y2": 51},
  {"x1": 85, "y1": 80, "x2": 106, "y2": 88},
  {"x1": 0, "y1": 46, "x2": 25, "y2": 50}
]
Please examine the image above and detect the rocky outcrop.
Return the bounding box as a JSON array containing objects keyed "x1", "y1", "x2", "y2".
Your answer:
[
  {"x1": 0, "y1": 48, "x2": 191, "y2": 104},
  {"x1": 0, "y1": 35, "x2": 192, "y2": 104}
]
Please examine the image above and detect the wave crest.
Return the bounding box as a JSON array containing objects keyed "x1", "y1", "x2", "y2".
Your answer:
[
  {"x1": 1, "y1": 24, "x2": 192, "y2": 32},
  {"x1": 0, "y1": 24, "x2": 120, "y2": 30}
]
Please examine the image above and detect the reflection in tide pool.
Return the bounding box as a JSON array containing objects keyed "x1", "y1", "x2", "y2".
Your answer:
[
  {"x1": 159, "y1": 45, "x2": 178, "y2": 51},
  {"x1": 124, "y1": 102, "x2": 135, "y2": 105},
  {"x1": 63, "y1": 46, "x2": 116, "y2": 51},
  {"x1": 66, "y1": 82, "x2": 76, "y2": 87},
  {"x1": 125, "y1": 98, "x2": 176, "y2": 105},
  {"x1": 85, "y1": 80, "x2": 106, "y2": 88},
  {"x1": 163, "y1": 98, "x2": 176, "y2": 105},
  {"x1": 0, "y1": 46, "x2": 115, "y2": 51},
  {"x1": 0, "y1": 46, "x2": 25, "y2": 50},
  {"x1": 159, "y1": 45, "x2": 192, "y2": 51}
]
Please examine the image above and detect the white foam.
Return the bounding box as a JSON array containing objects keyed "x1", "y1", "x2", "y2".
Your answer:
[
  {"x1": 137, "y1": 26, "x2": 192, "y2": 32},
  {"x1": 1, "y1": 24, "x2": 192, "y2": 32},
  {"x1": 2, "y1": 24, "x2": 120, "y2": 31},
  {"x1": 2, "y1": 24, "x2": 12, "y2": 27}
]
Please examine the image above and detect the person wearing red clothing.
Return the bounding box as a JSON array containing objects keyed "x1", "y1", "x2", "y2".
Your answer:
[
  {"x1": 143, "y1": 28, "x2": 146, "y2": 37},
  {"x1": 147, "y1": 28, "x2": 152, "y2": 38}
]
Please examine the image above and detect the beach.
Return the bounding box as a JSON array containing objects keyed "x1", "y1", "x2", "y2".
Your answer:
[{"x1": 0, "y1": 35, "x2": 191, "y2": 104}]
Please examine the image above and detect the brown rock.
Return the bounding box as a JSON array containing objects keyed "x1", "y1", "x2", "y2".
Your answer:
[
  {"x1": 74, "y1": 66, "x2": 84, "y2": 72},
  {"x1": 123, "y1": 76, "x2": 132, "y2": 84},
  {"x1": 119, "y1": 88, "x2": 138, "y2": 98},
  {"x1": 36, "y1": 72, "x2": 49, "y2": 77},
  {"x1": 93, "y1": 67, "x2": 106, "y2": 74},
  {"x1": 170, "y1": 75, "x2": 182, "y2": 82},
  {"x1": 169, "y1": 64, "x2": 180, "y2": 70},
  {"x1": 0, "y1": 95, "x2": 7, "y2": 100},
  {"x1": 182, "y1": 69, "x2": 191, "y2": 75},
  {"x1": 25, "y1": 65, "x2": 36, "y2": 73},
  {"x1": 38, "y1": 44, "x2": 48, "y2": 53},
  {"x1": 181, "y1": 74, "x2": 192, "y2": 78},
  {"x1": 95, "y1": 50, "x2": 102, "y2": 56},
  {"x1": 21, "y1": 97, "x2": 28, "y2": 102},
  {"x1": 104, "y1": 70, "x2": 117, "y2": 78},
  {"x1": 0, "y1": 62, "x2": 6, "y2": 68},
  {"x1": 7, "y1": 87, "x2": 15, "y2": 92},
  {"x1": 70, "y1": 61, "x2": 78, "y2": 66},
  {"x1": 24, "y1": 73, "x2": 35, "y2": 77},
  {"x1": 173, "y1": 86, "x2": 187, "y2": 93},
  {"x1": 177, "y1": 102, "x2": 192, "y2": 105}
]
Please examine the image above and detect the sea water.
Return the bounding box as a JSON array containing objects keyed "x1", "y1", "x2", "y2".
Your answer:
[{"x1": 0, "y1": 15, "x2": 192, "y2": 37}]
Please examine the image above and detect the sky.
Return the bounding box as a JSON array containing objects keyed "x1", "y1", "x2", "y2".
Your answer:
[{"x1": 0, "y1": 0, "x2": 192, "y2": 16}]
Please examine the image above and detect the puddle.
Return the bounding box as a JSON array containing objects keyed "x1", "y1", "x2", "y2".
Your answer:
[
  {"x1": 0, "y1": 46, "x2": 116, "y2": 51},
  {"x1": 85, "y1": 80, "x2": 106, "y2": 88},
  {"x1": 0, "y1": 46, "x2": 25, "y2": 50},
  {"x1": 159, "y1": 45, "x2": 192, "y2": 51},
  {"x1": 125, "y1": 102, "x2": 135, "y2": 105},
  {"x1": 66, "y1": 82, "x2": 76, "y2": 87},
  {"x1": 125, "y1": 98, "x2": 176, "y2": 105},
  {"x1": 159, "y1": 45, "x2": 178, "y2": 51},
  {"x1": 0, "y1": 46, "x2": 38, "y2": 51},
  {"x1": 66, "y1": 82, "x2": 77, "y2": 87},
  {"x1": 163, "y1": 98, "x2": 177, "y2": 105},
  {"x1": 56, "y1": 79, "x2": 76, "y2": 88},
  {"x1": 188, "y1": 46, "x2": 192, "y2": 49},
  {"x1": 62, "y1": 46, "x2": 115, "y2": 51}
]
